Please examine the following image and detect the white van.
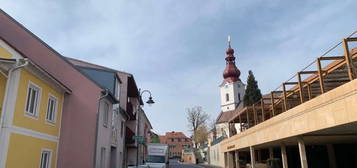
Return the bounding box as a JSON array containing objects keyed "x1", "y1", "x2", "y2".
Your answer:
[{"x1": 143, "y1": 143, "x2": 169, "y2": 168}]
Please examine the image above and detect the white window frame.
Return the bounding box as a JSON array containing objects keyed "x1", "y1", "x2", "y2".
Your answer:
[
  {"x1": 103, "y1": 102, "x2": 109, "y2": 127},
  {"x1": 39, "y1": 149, "x2": 52, "y2": 168},
  {"x1": 45, "y1": 94, "x2": 58, "y2": 125},
  {"x1": 24, "y1": 81, "x2": 42, "y2": 119}
]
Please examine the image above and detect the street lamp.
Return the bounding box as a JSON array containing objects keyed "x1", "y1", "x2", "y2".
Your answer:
[
  {"x1": 136, "y1": 89, "x2": 154, "y2": 167},
  {"x1": 140, "y1": 90, "x2": 155, "y2": 105}
]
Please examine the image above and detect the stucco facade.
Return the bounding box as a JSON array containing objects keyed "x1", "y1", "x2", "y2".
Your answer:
[
  {"x1": 0, "y1": 40, "x2": 67, "y2": 168},
  {"x1": 0, "y1": 10, "x2": 103, "y2": 168}
]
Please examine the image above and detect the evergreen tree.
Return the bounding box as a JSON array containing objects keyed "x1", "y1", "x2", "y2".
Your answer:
[{"x1": 243, "y1": 70, "x2": 262, "y2": 106}]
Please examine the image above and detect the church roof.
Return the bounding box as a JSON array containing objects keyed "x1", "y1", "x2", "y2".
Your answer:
[{"x1": 216, "y1": 103, "x2": 244, "y2": 123}]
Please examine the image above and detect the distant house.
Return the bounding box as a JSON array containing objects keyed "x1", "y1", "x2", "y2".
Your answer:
[{"x1": 159, "y1": 131, "x2": 193, "y2": 159}]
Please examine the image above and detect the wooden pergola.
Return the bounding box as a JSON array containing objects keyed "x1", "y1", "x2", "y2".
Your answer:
[{"x1": 228, "y1": 37, "x2": 357, "y2": 134}]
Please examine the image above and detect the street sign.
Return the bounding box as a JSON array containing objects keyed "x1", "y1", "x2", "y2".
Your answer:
[{"x1": 132, "y1": 136, "x2": 144, "y2": 139}]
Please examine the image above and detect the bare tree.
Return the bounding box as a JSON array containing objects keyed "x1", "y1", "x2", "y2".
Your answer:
[{"x1": 186, "y1": 106, "x2": 209, "y2": 147}]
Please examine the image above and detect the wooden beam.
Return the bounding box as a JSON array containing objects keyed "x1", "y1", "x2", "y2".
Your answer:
[
  {"x1": 346, "y1": 37, "x2": 357, "y2": 42},
  {"x1": 284, "y1": 82, "x2": 298, "y2": 85},
  {"x1": 320, "y1": 56, "x2": 345, "y2": 60},
  {"x1": 282, "y1": 83, "x2": 288, "y2": 111},
  {"x1": 297, "y1": 72, "x2": 304, "y2": 103},
  {"x1": 261, "y1": 100, "x2": 265, "y2": 121},
  {"x1": 299, "y1": 71, "x2": 318, "y2": 74},
  {"x1": 317, "y1": 58, "x2": 325, "y2": 93},
  {"x1": 342, "y1": 38, "x2": 356, "y2": 80},
  {"x1": 270, "y1": 92, "x2": 275, "y2": 117}
]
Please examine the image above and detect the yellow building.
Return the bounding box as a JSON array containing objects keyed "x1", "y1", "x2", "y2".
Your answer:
[{"x1": 0, "y1": 40, "x2": 70, "y2": 168}]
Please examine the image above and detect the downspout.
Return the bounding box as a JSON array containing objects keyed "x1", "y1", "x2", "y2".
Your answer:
[
  {"x1": 0, "y1": 58, "x2": 29, "y2": 127},
  {"x1": 93, "y1": 89, "x2": 109, "y2": 168}
]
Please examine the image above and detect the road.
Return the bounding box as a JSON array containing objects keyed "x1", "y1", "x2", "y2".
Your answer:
[{"x1": 169, "y1": 160, "x2": 221, "y2": 168}]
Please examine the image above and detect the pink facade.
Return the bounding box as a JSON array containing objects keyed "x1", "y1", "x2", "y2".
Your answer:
[{"x1": 0, "y1": 10, "x2": 102, "y2": 168}]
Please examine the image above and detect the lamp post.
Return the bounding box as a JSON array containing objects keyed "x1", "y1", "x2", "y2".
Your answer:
[{"x1": 136, "y1": 89, "x2": 154, "y2": 167}]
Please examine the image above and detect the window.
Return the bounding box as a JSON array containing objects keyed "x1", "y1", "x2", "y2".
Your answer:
[
  {"x1": 178, "y1": 138, "x2": 181, "y2": 142},
  {"x1": 238, "y1": 93, "x2": 241, "y2": 101},
  {"x1": 46, "y1": 95, "x2": 57, "y2": 123},
  {"x1": 103, "y1": 102, "x2": 109, "y2": 127},
  {"x1": 171, "y1": 138, "x2": 174, "y2": 142},
  {"x1": 226, "y1": 93, "x2": 229, "y2": 102},
  {"x1": 100, "y1": 147, "x2": 106, "y2": 168},
  {"x1": 25, "y1": 83, "x2": 41, "y2": 117},
  {"x1": 40, "y1": 150, "x2": 51, "y2": 168}
]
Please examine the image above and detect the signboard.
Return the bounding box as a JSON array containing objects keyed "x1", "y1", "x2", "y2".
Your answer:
[{"x1": 132, "y1": 136, "x2": 144, "y2": 139}]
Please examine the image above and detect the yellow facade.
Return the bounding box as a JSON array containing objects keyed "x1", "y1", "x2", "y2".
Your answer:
[
  {"x1": 13, "y1": 69, "x2": 64, "y2": 137},
  {"x1": 0, "y1": 46, "x2": 12, "y2": 59},
  {"x1": 0, "y1": 74, "x2": 6, "y2": 114},
  {"x1": 6, "y1": 133, "x2": 57, "y2": 168},
  {"x1": 0, "y1": 42, "x2": 65, "y2": 168}
]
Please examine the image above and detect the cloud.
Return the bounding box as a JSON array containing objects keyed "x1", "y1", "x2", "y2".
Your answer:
[{"x1": 2, "y1": 0, "x2": 357, "y2": 135}]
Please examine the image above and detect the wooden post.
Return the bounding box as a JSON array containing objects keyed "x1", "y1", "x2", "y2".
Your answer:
[
  {"x1": 246, "y1": 109, "x2": 250, "y2": 129},
  {"x1": 253, "y1": 104, "x2": 257, "y2": 125},
  {"x1": 342, "y1": 38, "x2": 356, "y2": 80},
  {"x1": 297, "y1": 72, "x2": 304, "y2": 103},
  {"x1": 281, "y1": 144, "x2": 288, "y2": 168},
  {"x1": 282, "y1": 83, "x2": 288, "y2": 111},
  {"x1": 297, "y1": 137, "x2": 308, "y2": 168},
  {"x1": 239, "y1": 115, "x2": 243, "y2": 132},
  {"x1": 317, "y1": 58, "x2": 325, "y2": 94},
  {"x1": 261, "y1": 100, "x2": 265, "y2": 121},
  {"x1": 270, "y1": 92, "x2": 275, "y2": 117},
  {"x1": 307, "y1": 83, "x2": 312, "y2": 100}
]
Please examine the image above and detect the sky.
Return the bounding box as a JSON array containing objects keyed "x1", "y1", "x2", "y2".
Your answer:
[{"x1": 2, "y1": 0, "x2": 357, "y2": 136}]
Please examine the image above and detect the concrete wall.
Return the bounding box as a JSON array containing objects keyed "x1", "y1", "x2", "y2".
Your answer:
[
  {"x1": 209, "y1": 143, "x2": 225, "y2": 167},
  {"x1": 95, "y1": 99, "x2": 113, "y2": 168},
  {"x1": 221, "y1": 78, "x2": 357, "y2": 152}
]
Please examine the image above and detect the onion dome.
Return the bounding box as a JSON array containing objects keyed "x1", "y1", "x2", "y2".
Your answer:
[{"x1": 223, "y1": 36, "x2": 241, "y2": 83}]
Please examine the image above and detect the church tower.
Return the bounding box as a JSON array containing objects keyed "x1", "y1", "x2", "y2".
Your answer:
[{"x1": 219, "y1": 36, "x2": 245, "y2": 112}]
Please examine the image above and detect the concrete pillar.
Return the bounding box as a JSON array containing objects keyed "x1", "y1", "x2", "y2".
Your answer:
[
  {"x1": 250, "y1": 146, "x2": 256, "y2": 168},
  {"x1": 281, "y1": 144, "x2": 288, "y2": 168},
  {"x1": 235, "y1": 151, "x2": 240, "y2": 168},
  {"x1": 297, "y1": 137, "x2": 308, "y2": 168},
  {"x1": 227, "y1": 152, "x2": 235, "y2": 168},
  {"x1": 327, "y1": 144, "x2": 337, "y2": 168},
  {"x1": 269, "y1": 147, "x2": 274, "y2": 159},
  {"x1": 224, "y1": 152, "x2": 228, "y2": 168}
]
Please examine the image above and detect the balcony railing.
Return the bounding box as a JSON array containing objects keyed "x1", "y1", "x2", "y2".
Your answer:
[{"x1": 229, "y1": 36, "x2": 357, "y2": 135}]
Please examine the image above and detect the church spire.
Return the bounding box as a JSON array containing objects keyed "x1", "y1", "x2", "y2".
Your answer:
[{"x1": 223, "y1": 35, "x2": 241, "y2": 83}]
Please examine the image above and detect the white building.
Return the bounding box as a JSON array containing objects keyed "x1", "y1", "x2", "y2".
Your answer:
[
  {"x1": 209, "y1": 38, "x2": 245, "y2": 167},
  {"x1": 215, "y1": 39, "x2": 245, "y2": 138}
]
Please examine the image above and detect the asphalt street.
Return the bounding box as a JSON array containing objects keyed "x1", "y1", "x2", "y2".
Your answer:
[{"x1": 168, "y1": 160, "x2": 221, "y2": 168}]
